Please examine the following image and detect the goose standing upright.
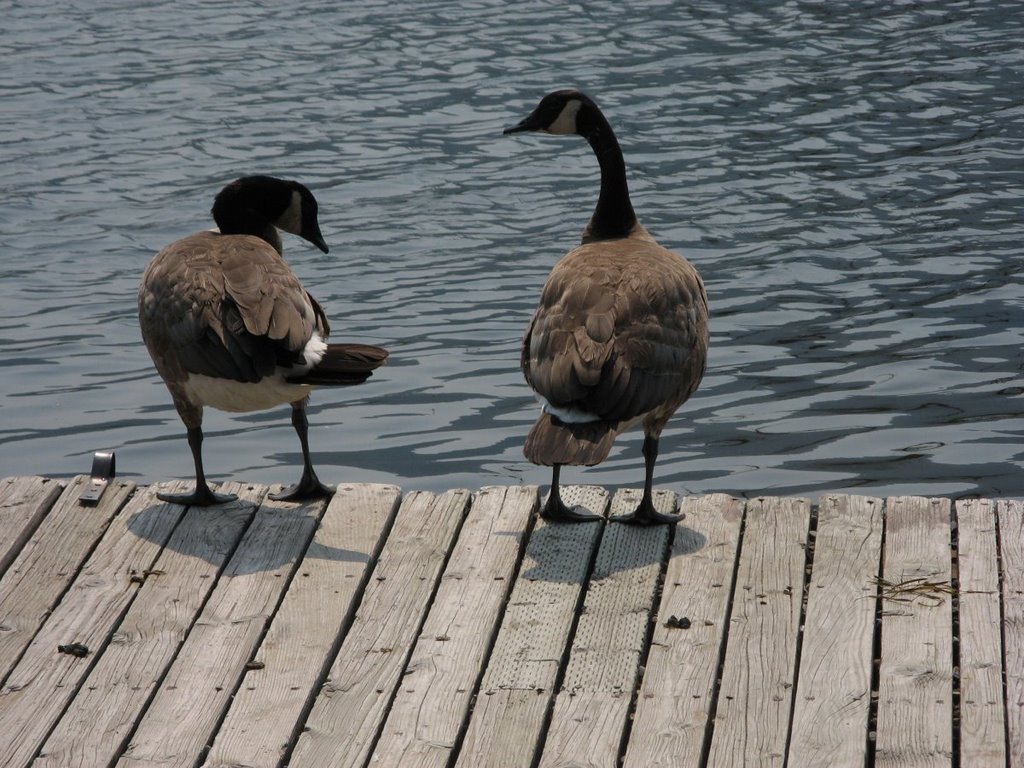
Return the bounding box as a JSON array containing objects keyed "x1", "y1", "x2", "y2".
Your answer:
[
  {"x1": 138, "y1": 175, "x2": 389, "y2": 506},
  {"x1": 505, "y1": 90, "x2": 708, "y2": 525}
]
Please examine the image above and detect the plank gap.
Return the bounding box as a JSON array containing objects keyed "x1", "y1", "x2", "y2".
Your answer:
[
  {"x1": 697, "y1": 496, "x2": 749, "y2": 767},
  {"x1": 780, "y1": 498, "x2": 820, "y2": 768},
  {"x1": 445, "y1": 487, "x2": 540, "y2": 767},
  {"x1": 357, "y1": 491, "x2": 473, "y2": 767},
  {"x1": 949, "y1": 503, "x2": 961, "y2": 768},
  {"x1": 193, "y1": 487, "x2": 327, "y2": 767},
  {"x1": 613, "y1": 494, "x2": 678, "y2": 767},
  {"x1": 111, "y1": 483, "x2": 264, "y2": 767},
  {"x1": 274, "y1": 486, "x2": 403, "y2": 768},
  {"x1": 528, "y1": 511, "x2": 611, "y2": 768},
  {"x1": 865, "y1": 501, "x2": 887, "y2": 768}
]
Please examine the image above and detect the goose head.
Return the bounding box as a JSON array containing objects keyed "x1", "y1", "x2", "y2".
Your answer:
[
  {"x1": 211, "y1": 175, "x2": 329, "y2": 254},
  {"x1": 503, "y1": 89, "x2": 598, "y2": 137}
]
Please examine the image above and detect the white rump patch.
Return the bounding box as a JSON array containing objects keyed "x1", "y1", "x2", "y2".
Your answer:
[
  {"x1": 546, "y1": 99, "x2": 582, "y2": 135},
  {"x1": 537, "y1": 394, "x2": 600, "y2": 424}
]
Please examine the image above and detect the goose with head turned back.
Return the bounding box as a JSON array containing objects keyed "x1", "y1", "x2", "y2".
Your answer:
[
  {"x1": 138, "y1": 175, "x2": 389, "y2": 506},
  {"x1": 505, "y1": 90, "x2": 709, "y2": 525}
]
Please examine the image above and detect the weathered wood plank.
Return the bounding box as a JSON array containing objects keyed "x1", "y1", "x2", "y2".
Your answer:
[
  {"x1": 875, "y1": 496, "x2": 954, "y2": 768},
  {"x1": 117, "y1": 486, "x2": 323, "y2": 768},
  {"x1": 0, "y1": 476, "x2": 64, "y2": 581},
  {"x1": 0, "y1": 476, "x2": 134, "y2": 683},
  {"x1": 787, "y1": 494, "x2": 883, "y2": 768},
  {"x1": 288, "y1": 489, "x2": 472, "y2": 768},
  {"x1": 955, "y1": 499, "x2": 1006, "y2": 766},
  {"x1": 705, "y1": 496, "x2": 810, "y2": 768},
  {"x1": 369, "y1": 485, "x2": 537, "y2": 768},
  {"x1": 35, "y1": 483, "x2": 259, "y2": 768},
  {"x1": 454, "y1": 486, "x2": 609, "y2": 768},
  {"x1": 0, "y1": 480, "x2": 183, "y2": 768},
  {"x1": 203, "y1": 483, "x2": 402, "y2": 768},
  {"x1": 623, "y1": 493, "x2": 744, "y2": 768},
  {"x1": 538, "y1": 488, "x2": 675, "y2": 768},
  {"x1": 999, "y1": 499, "x2": 1024, "y2": 768}
]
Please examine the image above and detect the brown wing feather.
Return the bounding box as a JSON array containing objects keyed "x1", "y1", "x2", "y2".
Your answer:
[
  {"x1": 138, "y1": 231, "x2": 324, "y2": 384},
  {"x1": 523, "y1": 228, "x2": 708, "y2": 426}
]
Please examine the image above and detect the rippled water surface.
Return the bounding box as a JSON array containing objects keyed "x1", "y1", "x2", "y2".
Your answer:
[{"x1": 2, "y1": 0, "x2": 1023, "y2": 499}]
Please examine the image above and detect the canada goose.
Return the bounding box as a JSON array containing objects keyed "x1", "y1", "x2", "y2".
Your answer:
[
  {"x1": 138, "y1": 175, "x2": 389, "y2": 506},
  {"x1": 505, "y1": 90, "x2": 709, "y2": 525}
]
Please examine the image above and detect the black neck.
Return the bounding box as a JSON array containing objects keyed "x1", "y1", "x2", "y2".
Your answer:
[{"x1": 578, "y1": 102, "x2": 637, "y2": 241}]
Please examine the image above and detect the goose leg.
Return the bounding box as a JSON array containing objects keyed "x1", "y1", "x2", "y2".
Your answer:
[
  {"x1": 614, "y1": 434, "x2": 682, "y2": 526},
  {"x1": 158, "y1": 425, "x2": 238, "y2": 506},
  {"x1": 540, "y1": 464, "x2": 601, "y2": 522},
  {"x1": 270, "y1": 402, "x2": 335, "y2": 501}
]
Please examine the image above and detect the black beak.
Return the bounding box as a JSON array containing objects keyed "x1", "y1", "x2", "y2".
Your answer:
[
  {"x1": 503, "y1": 115, "x2": 541, "y2": 135},
  {"x1": 307, "y1": 227, "x2": 329, "y2": 253}
]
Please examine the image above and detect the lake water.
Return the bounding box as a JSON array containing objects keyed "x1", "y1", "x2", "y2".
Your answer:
[{"x1": 2, "y1": 0, "x2": 1022, "y2": 500}]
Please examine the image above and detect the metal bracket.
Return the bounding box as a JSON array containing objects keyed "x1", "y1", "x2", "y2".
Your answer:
[{"x1": 79, "y1": 451, "x2": 116, "y2": 506}]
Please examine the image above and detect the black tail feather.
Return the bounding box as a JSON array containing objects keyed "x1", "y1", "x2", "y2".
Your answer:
[{"x1": 287, "y1": 343, "x2": 389, "y2": 385}]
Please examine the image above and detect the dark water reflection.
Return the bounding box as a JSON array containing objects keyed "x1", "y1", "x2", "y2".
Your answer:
[{"x1": 2, "y1": 0, "x2": 1022, "y2": 499}]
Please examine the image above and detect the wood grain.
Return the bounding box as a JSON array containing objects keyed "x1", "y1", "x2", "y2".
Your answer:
[
  {"x1": 955, "y1": 499, "x2": 1006, "y2": 766},
  {"x1": 623, "y1": 493, "x2": 745, "y2": 768},
  {"x1": 787, "y1": 495, "x2": 883, "y2": 768},
  {"x1": 203, "y1": 483, "x2": 401, "y2": 768},
  {"x1": 538, "y1": 488, "x2": 675, "y2": 768},
  {"x1": 287, "y1": 489, "x2": 471, "y2": 768},
  {"x1": 36, "y1": 485, "x2": 259, "y2": 767},
  {"x1": 705, "y1": 496, "x2": 810, "y2": 768},
  {"x1": 875, "y1": 496, "x2": 954, "y2": 768},
  {"x1": 0, "y1": 475, "x2": 63, "y2": 580},
  {"x1": 369, "y1": 485, "x2": 536, "y2": 768},
  {"x1": 0, "y1": 480, "x2": 181, "y2": 768},
  {"x1": 116, "y1": 485, "x2": 322, "y2": 768},
  {"x1": 998, "y1": 499, "x2": 1023, "y2": 768},
  {"x1": 454, "y1": 486, "x2": 609, "y2": 768},
  {"x1": 0, "y1": 476, "x2": 133, "y2": 681}
]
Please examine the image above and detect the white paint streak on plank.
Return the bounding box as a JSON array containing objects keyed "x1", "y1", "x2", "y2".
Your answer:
[
  {"x1": 538, "y1": 488, "x2": 675, "y2": 768},
  {"x1": 0, "y1": 480, "x2": 183, "y2": 768},
  {"x1": 203, "y1": 483, "x2": 401, "y2": 768},
  {"x1": 623, "y1": 493, "x2": 744, "y2": 768},
  {"x1": 875, "y1": 496, "x2": 953, "y2": 768},
  {"x1": 454, "y1": 486, "x2": 609, "y2": 768},
  {"x1": 955, "y1": 499, "x2": 1006, "y2": 767},
  {"x1": 288, "y1": 489, "x2": 471, "y2": 768},
  {"x1": 705, "y1": 496, "x2": 810, "y2": 768},
  {"x1": 36, "y1": 485, "x2": 258, "y2": 768},
  {"x1": 369, "y1": 485, "x2": 537, "y2": 768},
  {"x1": 787, "y1": 495, "x2": 883, "y2": 768},
  {"x1": 116, "y1": 485, "x2": 324, "y2": 768},
  {"x1": 998, "y1": 499, "x2": 1024, "y2": 768}
]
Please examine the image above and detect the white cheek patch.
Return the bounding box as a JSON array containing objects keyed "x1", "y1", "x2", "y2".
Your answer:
[
  {"x1": 546, "y1": 99, "x2": 582, "y2": 135},
  {"x1": 275, "y1": 190, "x2": 303, "y2": 235}
]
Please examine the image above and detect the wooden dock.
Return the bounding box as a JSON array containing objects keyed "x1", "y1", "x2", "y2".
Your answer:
[{"x1": 0, "y1": 475, "x2": 1019, "y2": 767}]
